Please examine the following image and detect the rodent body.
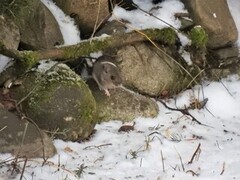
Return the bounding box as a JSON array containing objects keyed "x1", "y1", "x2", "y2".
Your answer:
[{"x1": 92, "y1": 56, "x2": 122, "y2": 96}]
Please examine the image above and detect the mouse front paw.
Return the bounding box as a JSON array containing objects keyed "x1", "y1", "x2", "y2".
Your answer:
[{"x1": 104, "y1": 89, "x2": 111, "y2": 96}]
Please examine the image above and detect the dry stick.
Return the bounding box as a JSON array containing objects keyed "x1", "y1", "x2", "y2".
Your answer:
[
  {"x1": 89, "y1": 0, "x2": 109, "y2": 41},
  {"x1": 188, "y1": 143, "x2": 201, "y2": 164},
  {"x1": 0, "y1": 125, "x2": 7, "y2": 132},
  {"x1": 186, "y1": 169, "x2": 198, "y2": 176},
  {"x1": 132, "y1": 3, "x2": 179, "y2": 32},
  {"x1": 0, "y1": 29, "x2": 169, "y2": 62},
  {"x1": 23, "y1": 116, "x2": 46, "y2": 161},
  {"x1": 19, "y1": 157, "x2": 28, "y2": 180},
  {"x1": 160, "y1": 150, "x2": 165, "y2": 173},
  {"x1": 58, "y1": 154, "x2": 60, "y2": 171},
  {"x1": 83, "y1": 143, "x2": 112, "y2": 150},
  {"x1": 91, "y1": 0, "x2": 101, "y2": 38},
  {"x1": 220, "y1": 162, "x2": 225, "y2": 175},
  {"x1": 15, "y1": 122, "x2": 29, "y2": 158},
  {"x1": 140, "y1": 158, "x2": 143, "y2": 167},
  {"x1": 158, "y1": 99, "x2": 211, "y2": 127},
  {"x1": 175, "y1": 148, "x2": 185, "y2": 172}
]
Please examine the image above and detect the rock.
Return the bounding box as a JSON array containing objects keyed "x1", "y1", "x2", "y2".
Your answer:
[
  {"x1": 0, "y1": 16, "x2": 20, "y2": 49},
  {"x1": 205, "y1": 57, "x2": 240, "y2": 81},
  {"x1": 181, "y1": 0, "x2": 238, "y2": 49},
  {"x1": 11, "y1": 61, "x2": 97, "y2": 141},
  {"x1": 211, "y1": 46, "x2": 239, "y2": 60},
  {"x1": 116, "y1": 42, "x2": 198, "y2": 96},
  {"x1": 53, "y1": 0, "x2": 109, "y2": 38},
  {"x1": 8, "y1": 0, "x2": 64, "y2": 50},
  {"x1": 87, "y1": 79, "x2": 159, "y2": 122},
  {"x1": 95, "y1": 20, "x2": 127, "y2": 36},
  {"x1": 0, "y1": 107, "x2": 56, "y2": 158}
]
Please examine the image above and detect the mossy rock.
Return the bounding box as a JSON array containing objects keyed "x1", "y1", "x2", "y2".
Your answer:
[
  {"x1": 87, "y1": 79, "x2": 159, "y2": 122},
  {"x1": 11, "y1": 61, "x2": 97, "y2": 141}
]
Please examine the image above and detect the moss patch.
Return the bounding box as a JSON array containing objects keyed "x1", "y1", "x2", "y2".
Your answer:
[
  {"x1": 146, "y1": 28, "x2": 177, "y2": 45},
  {"x1": 189, "y1": 26, "x2": 208, "y2": 49},
  {"x1": 12, "y1": 63, "x2": 97, "y2": 141}
]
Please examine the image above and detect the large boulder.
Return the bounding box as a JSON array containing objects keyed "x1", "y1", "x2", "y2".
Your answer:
[
  {"x1": 11, "y1": 61, "x2": 97, "y2": 141},
  {"x1": 0, "y1": 15, "x2": 20, "y2": 49},
  {"x1": 3, "y1": 0, "x2": 64, "y2": 50},
  {"x1": 181, "y1": 0, "x2": 238, "y2": 49},
  {"x1": 0, "y1": 107, "x2": 56, "y2": 158},
  {"x1": 53, "y1": 0, "x2": 109, "y2": 38},
  {"x1": 116, "y1": 42, "x2": 198, "y2": 96},
  {"x1": 87, "y1": 79, "x2": 159, "y2": 122}
]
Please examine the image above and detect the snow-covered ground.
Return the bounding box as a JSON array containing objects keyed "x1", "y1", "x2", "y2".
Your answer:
[{"x1": 1, "y1": 0, "x2": 240, "y2": 179}]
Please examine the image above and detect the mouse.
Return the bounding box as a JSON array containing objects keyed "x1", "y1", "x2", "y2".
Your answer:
[{"x1": 92, "y1": 56, "x2": 122, "y2": 96}]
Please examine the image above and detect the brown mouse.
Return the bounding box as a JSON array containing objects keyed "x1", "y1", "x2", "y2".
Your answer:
[{"x1": 92, "y1": 56, "x2": 122, "y2": 96}]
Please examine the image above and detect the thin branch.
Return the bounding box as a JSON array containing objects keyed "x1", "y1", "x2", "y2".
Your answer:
[
  {"x1": 19, "y1": 157, "x2": 28, "y2": 180},
  {"x1": 160, "y1": 150, "x2": 165, "y2": 173},
  {"x1": 158, "y1": 99, "x2": 211, "y2": 127},
  {"x1": 220, "y1": 162, "x2": 225, "y2": 175},
  {"x1": 188, "y1": 143, "x2": 201, "y2": 164},
  {"x1": 0, "y1": 28, "x2": 173, "y2": 62},
  {"x1": 175, "y1": 148, "x2": 185, "y2": 172},
  {"x1": 83, "y1": 143, "x2": 112, "y2": 150}
]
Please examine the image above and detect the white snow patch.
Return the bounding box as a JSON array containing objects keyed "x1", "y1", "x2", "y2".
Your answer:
[
  {"x1": 41, "y1": 0, "x2": 81, "y2": 45},
  {"x1": 110, "y1": 0, "x2": 187, "y2": 30},
  {"x1": 0, "y1": 55, "x2": 12, "y2": 73}
]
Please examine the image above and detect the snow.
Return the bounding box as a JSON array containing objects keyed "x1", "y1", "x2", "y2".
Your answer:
[
  {"x1": 41, "y1": 0, "x2": 81, "y2": 45},
  {"x1": 110, "y1": 0, "x2": 187, "y2": 30},
  {"x1": 1, "y1": 0, "x2": 240, "y2": 179},
  {"x1": 0, "y1": 55, "x2": 12, "y2": 73}
]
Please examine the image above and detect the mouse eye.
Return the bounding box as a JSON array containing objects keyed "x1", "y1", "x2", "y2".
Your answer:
[{"x1": 110, "y1": 75, "x2": 115, "y2": 81}]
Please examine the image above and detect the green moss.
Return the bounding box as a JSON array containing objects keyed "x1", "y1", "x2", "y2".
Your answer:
[
  {"x1": 189, "y1": 26, "x2": 208, "y2": 49},
  {"x1": 146, "y1": 28, "x2": 177, "y2": 45},
  {"x1": 63, "y1": 39, "x2": 110, "y2": 59},
  {"x1": 17, "y1": 51, "x2": 39, "y2": 72}
]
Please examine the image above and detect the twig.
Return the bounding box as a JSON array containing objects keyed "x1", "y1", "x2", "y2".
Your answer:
[
  {"x1": 19, "y1": 157, "x2": 28, "y2": 180},
  {"x1": 83, "y1": 143, "x2": 112, "y2": 150},
  {"x1": 158, "y1": 99, "x2": 212, "y2": 127},
  {"x1": 188, "y1": 143, "x2": 201, "y2": 164},
  {"x1": 186, "y1": 169, "x2": 199, "y2": 176},
  {"x1": 132, "y1": 3, "x2": 179, "y2": 32},
  {"x1": 175, "y1": 148, "x2": 185, "y2": 172},
  {"x1": 160, "y1": 150, "x2": 165, "y2": 173},
  {"x1": 23, "y1": 116, "x2": 46, "y2": 161},
  {"x1": 140, "y1": 158, "x2": 143, "y2": 167},
  {"x1": 220, "y1": 162, "x2": 225, "y2": 175},
  {"x1": 0, "y1": 125, "x2": 7, "y2": 132}
]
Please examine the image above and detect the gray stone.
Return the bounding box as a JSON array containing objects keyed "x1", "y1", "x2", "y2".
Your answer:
[
  {"x1": 182, "y1": 0, "x2": 238, "y2": 48},
  {"x1": 96, "y1": 20, "x2": 127, "y2": 36},
  {"x1": 88, "y1": 79, "x2": 159, "y2": 122},
  {"x1": 116, "y1": 42, "x2": 198, "y2": 96},
  {"x1": 0, "y1": 16, "x2": 20, "y2": 49},
  {"x1": 0, "y1": 108, "x2": 56, "y2": 158},
  {"x1": 11, "y1": 0, "x2": 64, "y2": 50},
  {"x1": 53, "y1": 0, "x2": 109, "y2": 38},
  {"x1": 212, "y1": 46, "x2": 239, "y2": 60}
]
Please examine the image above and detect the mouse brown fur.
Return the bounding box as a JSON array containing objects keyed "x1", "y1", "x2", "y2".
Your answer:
[{"x1": 92, "y1": 56, "x2": 122, "y2": 96}]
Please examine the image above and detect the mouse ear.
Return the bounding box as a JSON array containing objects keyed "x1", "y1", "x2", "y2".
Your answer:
[{"x1": 102, "y1": 64, "x2": 110, "y2": 73}]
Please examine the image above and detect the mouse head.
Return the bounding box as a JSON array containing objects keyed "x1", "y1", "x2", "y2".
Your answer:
[{"x1": 100, "y1": 61, "x2": 122, "y2": 89}]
